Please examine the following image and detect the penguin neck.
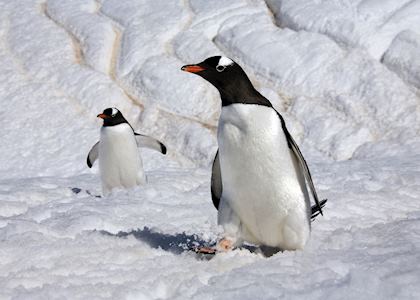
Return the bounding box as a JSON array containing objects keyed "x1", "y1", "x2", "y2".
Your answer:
[
  {"x1": 103, "y1": 117, "x2": 129, "y2": 127},
  {"x1": 217, "y1": 78, "x2": 272, "y2": 107}
]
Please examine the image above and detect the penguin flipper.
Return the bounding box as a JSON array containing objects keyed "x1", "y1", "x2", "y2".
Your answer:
[
  {"x1": 311, "y1": 199, "x2": 327, "y2": 220},
  {"x1": 276, "y1": 112, "x2": 325, "y2": 216},
  {"x1": 134, "y1": 133, "x2": 167, "y2": 154},
  {"x1": 87, "y1": 141, "x2": 99, "y2": 168},
  {"x1": 211, "y1": 150, "x2": 222, "y2": 210}
]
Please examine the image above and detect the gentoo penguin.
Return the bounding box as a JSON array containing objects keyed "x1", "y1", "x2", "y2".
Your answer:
[
  {"x1": 87, "y1": 107, "x2": 167, "y2": 195},
  {"x1": 181, "y1": 56, "x2": 326, "y2": 253}
]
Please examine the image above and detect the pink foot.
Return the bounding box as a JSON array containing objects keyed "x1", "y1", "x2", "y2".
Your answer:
[
  {"x1": 217, "y1": 238, "x2": 233, "y2": 252},
  {"x1": 194, "y1": 246, "x2": 217, "y2": 254}
]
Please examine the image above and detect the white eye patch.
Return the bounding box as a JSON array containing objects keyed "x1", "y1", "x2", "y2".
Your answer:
[
  {"x1": 111, "y1": 107, "x2": 119, "y2": 116},
  {"x1": 216, "y1": 56, "x2": 233, "y2": 72}
]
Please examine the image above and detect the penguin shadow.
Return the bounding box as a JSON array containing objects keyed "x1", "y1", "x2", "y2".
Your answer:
[
  {"x1": 71, "y1": 187, "x2": 101, "y2": 198},
  {"x1": 241, "y1": 244, "x2": 282, "y2": 257},
  {"x1": 99, "y1": 227, "x2": 281, "y2": 258},
  {"x1": 99, "y1": 227, "x2": 215, "y2": 256}
]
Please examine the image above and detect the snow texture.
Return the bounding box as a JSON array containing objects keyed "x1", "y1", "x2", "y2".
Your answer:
[{"x1": 0, "y1": 0, "x2": 420, "y2": 299}]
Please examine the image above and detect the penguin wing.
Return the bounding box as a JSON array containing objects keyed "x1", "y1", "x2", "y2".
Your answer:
[
  {"x1": 134, "y1": 133, "x2": 167, "y2": 154},
  {"x1": 87, "y1": 141, "x2": 99, "y2": 168},
  {"x1": 211, "y1": 150, "x2": 222, "y2": 209},
  {"x1": 311, "y1": 199, "x2": 327, "y2": 220},
  {"x1": 276, "y1": 112, "x2": 325, "y2": 216}
]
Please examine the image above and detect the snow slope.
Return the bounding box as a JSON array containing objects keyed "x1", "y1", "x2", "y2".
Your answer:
[{"x1": 0, "y1": 0, "x2": 420, "y2": 299}]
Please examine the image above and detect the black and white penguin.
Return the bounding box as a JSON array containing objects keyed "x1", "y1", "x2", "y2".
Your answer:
[
  {"x1": 181, "y1": 56, "x2": 326, "y2": 252},
  {"x1": 87, "y1": 107, "x2": 167, "y2": 195}
]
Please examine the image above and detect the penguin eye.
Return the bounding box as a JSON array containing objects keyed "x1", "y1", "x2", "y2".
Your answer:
[{"x1": 216, "y1": 65, "x2": 226, "y2": 72}]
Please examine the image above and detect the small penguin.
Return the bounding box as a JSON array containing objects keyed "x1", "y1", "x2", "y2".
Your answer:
[
  {"x1": 87, "y1": 107, "x2": 167, "y2": 195},
  {"x1": 181, "y1": 56, "x2": 326, "y2": 253}
]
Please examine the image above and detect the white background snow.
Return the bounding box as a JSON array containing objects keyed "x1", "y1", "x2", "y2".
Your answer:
[{"x1": 1, "y1": 0, "x2": 420, "y2": 299}]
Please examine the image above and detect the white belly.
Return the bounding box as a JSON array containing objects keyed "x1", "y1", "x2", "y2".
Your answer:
[
  {"x1": 99, "y1": 124, "x2": 145, "y2": 195},
  {"x1": 218, "y1": 104, "x2": 310, "y2": 249}
]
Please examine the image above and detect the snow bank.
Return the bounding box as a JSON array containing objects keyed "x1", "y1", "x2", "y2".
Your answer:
[
  {"x1": 267, "y1": 0, "x2": 420, "y2": 60},
  {"x1": 383, "y1": 30, "x2": 420, "y2": 90}
]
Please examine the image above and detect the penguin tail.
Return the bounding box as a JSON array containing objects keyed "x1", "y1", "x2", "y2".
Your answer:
[{"x1": 311, "y1": 199, "x2": 327, "y2": 221}]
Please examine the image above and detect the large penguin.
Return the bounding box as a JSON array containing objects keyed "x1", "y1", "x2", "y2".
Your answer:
[
  {"x1": 87, "y1": 107, "x2": 167, "y2": 195},
  {"x1": 181, "y1": 56, "x2": 326, "y2": 253}
]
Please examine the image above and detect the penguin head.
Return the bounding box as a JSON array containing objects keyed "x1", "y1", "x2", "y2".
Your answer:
[
  {"x1": 181, "y1": 56, "x2": 264, "y2": 106},
  {"x1": 181, "y1": 56, "x2": 242, "y2": 88},
  {"x1": 97, "y1": 107, "x2": 128, "y2": 127}
]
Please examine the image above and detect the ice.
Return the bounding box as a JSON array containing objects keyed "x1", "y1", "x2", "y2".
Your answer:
[{"x1": 1, "y1": 0, "x2": 420, "y2": 299}]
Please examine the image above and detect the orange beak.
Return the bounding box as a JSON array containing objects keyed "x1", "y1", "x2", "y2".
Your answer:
[
  {"x1": 97, "y1": 113, "x2": 109, "y2": 119},
  {"x1": 181, "y1": 64, "x2": 206, "y2": 73}
]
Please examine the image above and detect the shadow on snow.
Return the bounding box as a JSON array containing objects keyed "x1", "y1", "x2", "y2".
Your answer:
[
  {"x1": 99, "y1": 227, "x2": 215, "y2": 255},
  {"x1": 98, "y1": 227, "x2": 281, "y2": 257}
]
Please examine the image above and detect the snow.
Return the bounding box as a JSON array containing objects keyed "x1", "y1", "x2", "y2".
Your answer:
[
  {"x1": 267, "y1": 0, "x2": 420, "y2": 60},
  {"x1": 382, "y1": 30, "x2": 420, "y2": 90},
  {"x1": 0, "y1": 0, "x2": 420, "y2": 299}
]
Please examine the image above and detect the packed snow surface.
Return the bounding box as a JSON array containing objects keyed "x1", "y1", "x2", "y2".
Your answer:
[{"x1": 1, "y1": 0, "x2": 420, "y2": 299}]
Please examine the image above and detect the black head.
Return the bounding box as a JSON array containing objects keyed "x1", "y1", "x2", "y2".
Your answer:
[
  {"x1": 181, "y1": 56, "x2": 271, "y2": 107},
  {"x1": 97, "y1": 107, "x2": 128, "y2": 127}
]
